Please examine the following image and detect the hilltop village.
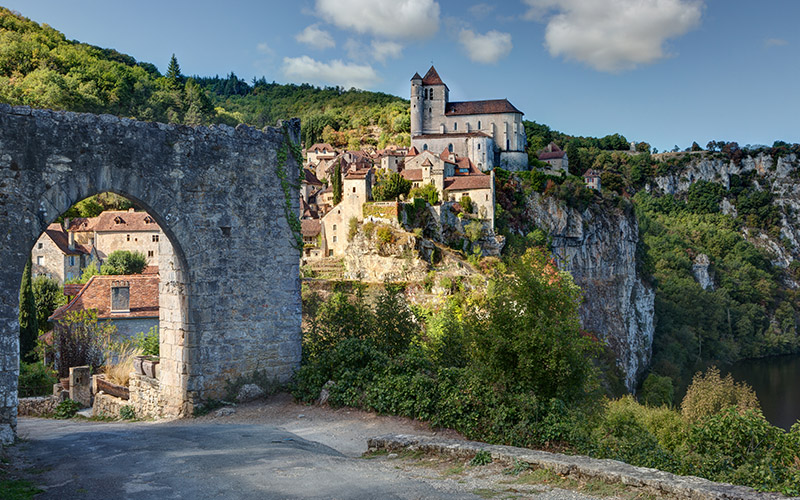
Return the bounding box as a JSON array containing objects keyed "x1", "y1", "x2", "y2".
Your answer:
[{"x1": 298, "y1": 66, "x2": 597, "y2": 261}]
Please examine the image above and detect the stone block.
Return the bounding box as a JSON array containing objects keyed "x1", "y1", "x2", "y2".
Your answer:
[{"x1": 69, "y1": 366, "x2": 92, "y2": 408}]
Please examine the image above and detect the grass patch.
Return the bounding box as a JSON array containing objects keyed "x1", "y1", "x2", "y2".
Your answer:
[
  {"x1": 508, "y1": 468, "x2": 663, "y2": 499},
  {"x1": 0, "y1": 479, "x2": 43, "y2": 499}
]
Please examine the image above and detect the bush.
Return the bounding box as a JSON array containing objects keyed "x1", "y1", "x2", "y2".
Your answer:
[
  {"x1": 100, "y1": 250, "x2": 147, "y2": 275},
  {"x1": 409, "y1": 183, "x2": 439, "y2": 205},
  {"x1": 120, "y1": 405, "x2": 135, "y2": 420},
  {"x1": 376, "y1": 225, "x2": 393, "y2": 245},
  {"x1": 640, "y1": 373, "x2": 674, "y2": 407},
  {"x1": 134, "y1": 326, "x2": 159, "y2": 356},
  {"x1": 18, "y1": 361, "x2": 57, "y2": 397},
  {"x1": 680, "y1": 366, "x2": 760, "y2": 423},
  {"x1": 53, "y1": 399, "x2": 81, "y2": 419},
  {"x1": 460, "y1": 195, "x2": 474, "y2": 214},
  {"x1": 348, "y1": 217, "x2": 359, "y2": 241},
  {"x1": 54, "y1": 309, "x2": 116, "y2": 378},
  {"x1": 32, "y1": 275, "x2": 66, "y2": 329}
]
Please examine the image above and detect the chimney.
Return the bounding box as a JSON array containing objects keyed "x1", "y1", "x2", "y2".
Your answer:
[
  {"x1": 110, "y1": 280, "x2": 130, "y2": 313},
  {"x1": 66, "y1": 218, "x2": 75, "y2": 251}
]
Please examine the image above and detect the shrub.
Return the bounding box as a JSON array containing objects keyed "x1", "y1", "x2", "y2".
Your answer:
[
  {"x1": 640, "y1": 373, "x2": 674, "y2": 407},
  {"x1": 409, "y1": 183, "x2": 438, "y2": 205},
  {"x1": 376, "y1": 225, "x2": 393, "y2": 245},
  {"x1": 100, "y1": 250, "x2": 147, "y2": 275},
  {"x1": 460, "y1": 195, "x2": 474, "y2": 214},
  {"x1": 18, "y1": 361, "x2": 57, "y2": 397},
  {"x1": 54, "y1": 309, "x2": 116, "y2": 378},
  {"x1": 54, "y1": 399, "x2": 81, "y2": 419},
  {"x1": 120, "y1": 405, "x2": 135, "y2": 420},
  {"x1": 134, "y1": 326, "x2": 159, "y2": 356},
  {"x1": 348, "y1": 217, "x2": 359, "y2": 241},
  {"x1": 465, "y1": 220, "x2": 483, "y2": 243},
  {"x1": 32, "y1": 275, "x2": 66, "y2": 330},
  {"x1": 362, "y1": 221, "x2": 375, "y2": 239},
  {"x1": 680, "y1": 366, "x2": 760, "y2": 423}
]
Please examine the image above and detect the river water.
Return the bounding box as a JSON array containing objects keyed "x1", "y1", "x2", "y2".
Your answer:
[{"x1": 723, "y1": 354, "x2": 800, "y2": 430}]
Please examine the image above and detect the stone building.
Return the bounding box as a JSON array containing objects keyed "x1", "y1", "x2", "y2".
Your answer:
[
  {"x1": 31, "y1": 223, "x2": 90, "y2": 284},
  {"x1": 68, "y1": 209, "x2": 163, "y2": 266},
  {"x1": 584, "y1": 169, "x2": 602, "y2": 190},
  {"x1": 49, "y1": 274, "x2": 159, "y2": 340},
  {"x1": 320, "y1": 168, "x2": 374, "y2": 256},
  {"x1": 538, "y1": 142, "x2": 568, "y2": 174},
  {"x1": 305, "y1": 142, "x2": 336, "y2": 166},
  {"x1": 410, "y1": 66, "x2": 527, "y2": 172}
]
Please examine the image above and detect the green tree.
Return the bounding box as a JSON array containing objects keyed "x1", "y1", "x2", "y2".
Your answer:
[
  {"x1": 32, "y1": 275, "x2": 66, "y2": 329},
  {"x1": 409, "y1": 183, "x2": 439, "y2": 205},
  {"x1": 467, "y1": 247, "x2": 597, "y2": 401},
  {"x1": 332, "y1": 162, "x2": 342, "y2": 205},
  {"x1": 373, "y1": 172, "x2": 411, "y2": 201},
  {"x1": 19, "y1": 258, "x2": 39, "y2": 361},
  {"x1": 565, "y1": 141, "x2": 582, "y2": 176},
  {"x1": 166, "y1": 53, "x2": 182, "y2": 87},
  {"x1": 100, "y1": 250, "x2": 147, "y2": 275}
]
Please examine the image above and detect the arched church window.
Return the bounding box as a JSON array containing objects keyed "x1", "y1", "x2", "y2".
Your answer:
[
  {"x1": 477, "y1": 120, "x2": 481, "y2": 129},
  {"x1": 448, "y1": 144, "x2": 453, "y2": 153},
  {"x1": 423, "y1": 144, "x2": 428, "y2": 151},
  {"x1": 454, "y1": 123, "x2": 457, "y2": 131}
]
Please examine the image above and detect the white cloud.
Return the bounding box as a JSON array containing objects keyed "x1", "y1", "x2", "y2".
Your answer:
[
  {"x1": 282, "y1": 56, "x2": 381, "y2": 89},
  {"x1": 256, "y1": 42, "x2": 274, "y2": 56},
  {"x1": 459, "y1": 29, "x2": 513, "y2": 64},
  {"x1": 468, "y1": 3, "x2": 495, "y2": 19},
  {"x1": 295, "y1": 24, "x2": 336, "y2": 50},
  {"x1": 316, "y1": 0, "x2": 440, "y2": 39},
  {"x1": 765, "y1": 38, "x2": 788, "y2": 48},
  {"x1": 523, "y1": 0, "x2": 703, "y2": 72},
  {"x1": 371, "y1": 40, "x2": 403, "y2": 62}
]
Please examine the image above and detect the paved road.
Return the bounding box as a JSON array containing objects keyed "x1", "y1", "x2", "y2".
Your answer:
[{"x1": 12, "y1": 418, "x2": 600, "y2": 500}]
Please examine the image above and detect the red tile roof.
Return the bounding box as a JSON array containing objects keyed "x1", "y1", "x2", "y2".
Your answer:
[
  {"x1": 308, "y1": 143, "x2": 335, "y2": 153},
  {"x1": 401, "y1": 169, "x2": 423, "y2": 182},
  {"x1": 539, "y1": 151, "x2": 567, "y2": 160},
  {"x1": 44, "y1": 223, "x2": 90, "y2": 255},
  {"x1": 73, "y1": 210, "x2": 161, "y2": 233},
  {"x1": 63, "y1": 284, "x2": 85, "y2": 297},
  {"x1": 303, "y1": 168, "x2": 323, "y2": 186},
  {"x1": 422, "y1": 66, "x2": 447, "y2": 88},
  {"x1": 444, "y1": 175, "x2": 491, "y2": 191},
  {"x1": 345, "y1": 168, "x2": 371, "y2": 180},
  {"x1": 301, "y1": 219, "x2": 321, "y2": 237},
  {"x1": 407, "y1": 146, "x2": 420, "y2": 156},
  {"x1": 453, "y1": 156, "x2": 483, "y2": 176},
  {"x1": 50, "y1": 274, "x2": 159, "y2": 321},
  {"x1": 445, "y1": 99, "x2": 522, "y2": 116},
  {"x1": 584, "y1": 169, "x2": 602, "y2": 178}
]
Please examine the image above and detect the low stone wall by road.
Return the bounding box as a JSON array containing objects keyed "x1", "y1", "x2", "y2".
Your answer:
[
  {"x1": 17, "y1": 396, "x2": 59, "y2": 417},
  {"x1": 368, "y1": 434, "x2": 788, "y2": 500},
  {"x1": 129, "y1": 373, "x2": 163, "y2": 419},
  {"x1": 93, "y1": 393, "x2": 126, "y2": 418}
]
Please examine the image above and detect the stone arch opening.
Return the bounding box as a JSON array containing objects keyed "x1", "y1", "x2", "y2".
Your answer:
[
  {"x1": 19, "y1": 188, "x2": 191, "y2": 421},
  {"x1": 0, "y1": 106, "x2": 302, "y2": 444}
]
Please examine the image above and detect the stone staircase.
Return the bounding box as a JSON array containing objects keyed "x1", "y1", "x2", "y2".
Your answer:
[{"x1": 303, "y1": 258, "x2": 345, "y2": 280}]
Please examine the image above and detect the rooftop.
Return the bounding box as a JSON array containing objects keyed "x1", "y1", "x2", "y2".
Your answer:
[
  {"x1": 43, "y1": 223, "x2": 89, "y2": 255},
  {"x1": 50, "y1": 274, "x2": 159, "y2": 321},
  {"x1": 445, "y1": 99, "x2": 522, "y2": 116}
]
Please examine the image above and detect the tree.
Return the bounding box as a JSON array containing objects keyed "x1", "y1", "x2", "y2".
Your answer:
[
  {"x1": 332, "y1": 162, "x2": 342, "y2": 205},
  {"x1": 32, "y1": 275, "x2": 66, "y2": 330},
  {"x1": 408, "y1": 183, "x2": 439, "y2": 205},
  {"x1": 166, "y1": 53, "x2": 182, "y2": 87},
  {"x1": 100, "y1": 250, "x2": 147, "y2": 275},
  {"x1": 681, "y1": 366, "x2": 760, "y2": 423},
  {"x1": 635, "y1": 142, "x2": 651, "y2": 153},
  {"x1": 691, "y1": 141, "x2": 702, "y2": 152},
  {"x1": 372, "y1": 172, "x2": 411, "y2": 201},
  {"x1": 565, "y1": 141, "x2": 582, "y2": 176},
  {"x1": 466, "y1": 248, "x2": 597, "y2": 401},
  {"x1": 19, "y1": 258, "x2": 39, "y2": 361}
]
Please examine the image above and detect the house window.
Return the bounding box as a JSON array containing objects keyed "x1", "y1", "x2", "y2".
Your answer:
[
  {"x1": 477, "y1": 144, "x2": 480, "y2": 150},
  {"x1": 423, "y1": 144, "x2": 428, "y2": 151},
  {"x1": 37, "y1": 256, "x2": 43, "y2": 266},
  {"x1": 353, "y1": 187, "x2": 356, "y2": 193},
  {"x1": 333, "y1": 224, "x2": 337, "y2": 231},
  {"x1": 454, "y1": 123, "x2": 457, "y2": 131},
  {"x1": 69, "y1": 256, "x2": 75, "y2": 266},
  {"x1": 37, "y1": 242, "x2": 43, "y2": 249},
  {"x1": 152, "y1": 234, "x2": 159, "y2": 242},
  {"x1": 333, "y1": 236, "x2": 337, "y2": 243},
  {"x1": 477, "y1": 120, "x2": 481, "y2": 129},
  {"x1": 328, "y1": 250, "x2": 333, "y2": 257},
  {"x1": 126, "y1": 234, "x2": 130, "y2": 241},
  {"x1": 148, "y1": 250, "x2": 154, "y2": 258}
]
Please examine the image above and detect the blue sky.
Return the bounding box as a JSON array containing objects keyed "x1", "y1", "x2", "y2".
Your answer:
[{"x1": 3, "y1": 1, "x2": 798, "y2": 151}]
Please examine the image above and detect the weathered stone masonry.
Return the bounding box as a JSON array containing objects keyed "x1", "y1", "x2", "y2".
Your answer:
[{"x1": 0, "y1": 104, "x2": 302, "y2": 443}]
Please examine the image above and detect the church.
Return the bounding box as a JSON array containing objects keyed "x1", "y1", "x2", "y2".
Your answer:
[{"x1": 410, "y1": 66, "x2": 528, "y2": 172}]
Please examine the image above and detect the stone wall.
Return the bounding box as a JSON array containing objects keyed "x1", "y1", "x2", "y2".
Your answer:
[
  {"x1": 129, "y1": 373, "x2": 162, "y2": 419},
  {"x1": 93, "y1": 393, "x2": 126, "y2": 419},
  {"x1": 17, "y1": 396, "x2": 59, "y2": 417},
  {"x1": 0, "y1": 105, "x2": 303, "y2": 444}
]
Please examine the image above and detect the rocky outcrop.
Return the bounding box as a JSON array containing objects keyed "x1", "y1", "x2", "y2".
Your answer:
[
  {"x1": 524, "y1": 193, "x2": 655, "y2": 390},
  {"x1": 692, "y1": 254, "x2": 714, "y2": 291}
]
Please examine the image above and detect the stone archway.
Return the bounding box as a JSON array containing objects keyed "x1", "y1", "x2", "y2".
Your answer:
[{"x1": 0, "y1": 104, "x2": 302, "y2": 443}]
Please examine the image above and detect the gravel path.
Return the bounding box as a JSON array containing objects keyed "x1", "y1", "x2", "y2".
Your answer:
[{"x1": 5, "y1": 394, "x2": 614, "y2": 499}]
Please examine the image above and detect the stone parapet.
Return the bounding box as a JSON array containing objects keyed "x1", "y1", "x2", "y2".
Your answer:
[{"x1": 368, "y1": 434, "x2": 785, "y2": 500}]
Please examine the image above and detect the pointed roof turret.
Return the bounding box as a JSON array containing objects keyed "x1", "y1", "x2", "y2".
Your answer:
[
  {"x1": 411, "y1": 72, "x2": 422, "y2": 81},
  {"x1": 422, "y1": 66, "x2": 448, "y2": 89}
]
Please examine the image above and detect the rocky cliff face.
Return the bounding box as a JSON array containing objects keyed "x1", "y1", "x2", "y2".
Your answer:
[
  {"x1": 524, "y1": 193, "x2": 655, "y2": 390},
  {"x1": 651, "y1": 153, "x2": 800, "y2": 283}
]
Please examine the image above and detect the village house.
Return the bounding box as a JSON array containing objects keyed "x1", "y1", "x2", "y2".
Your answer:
[
  {"x1": 301, "y1": 219, "x2": 324, "y2": 259},
  {"x1": 49, "y1": 274, "x2": 159, "y2": 340},
  {"x1": 584, "y1": 169, "x2": 602, "y2": 190},
  {"x1": 410, "y1": 66, "x2": 527, "y2": 172},
  {"x1": 67, "y1": 209, "x2": 163, "y2": 266},
  {"x1": 305, "y1": 142, "x2": 336, "y2": 167},
  {"x1": 320, "y1": 168, "x2": 373, "y2": 257},
  {"x1": 538, "y1": 142, "x2": 569, "y2": 174},
  {"x1": 31, "y1": 223, "x2": 91, "y2": 284}
]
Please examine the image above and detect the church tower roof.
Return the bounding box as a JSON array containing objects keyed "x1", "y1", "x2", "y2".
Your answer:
[
  {"x1": 411, "y1": 72, "x2": 422, "y2": 81},
  {"x1": 422, "y1": 66, "x2": 448, "y2": 89}
]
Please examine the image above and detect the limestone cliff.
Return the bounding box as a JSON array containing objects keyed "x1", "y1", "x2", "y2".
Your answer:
[
  {"x1": 524, "y1": 193, "x2": 655, "y2": 391},
  {"x1": 650, "y1": 153, "x2": 800, "y2": 285}
]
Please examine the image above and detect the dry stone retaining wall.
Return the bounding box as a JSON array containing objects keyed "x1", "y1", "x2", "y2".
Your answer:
[{"x1": 0, "y1": 104, "x2": 302, "y2": 443}]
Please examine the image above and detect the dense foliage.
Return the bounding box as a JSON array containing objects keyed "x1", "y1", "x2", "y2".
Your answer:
[
  {"x1": 100, "y1": 250, "x2": 147, "y2": 275},
  {"x1": 18, "y1": 258, "x2": 38, "y2": 361},
  {"x1": 32, "y1": 275, "x2": 66, "y2": 329}
]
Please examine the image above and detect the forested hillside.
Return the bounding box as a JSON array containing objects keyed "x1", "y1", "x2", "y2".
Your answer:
[{"x1": 0, "y1": 7, "x2": 409, "y2": 147}]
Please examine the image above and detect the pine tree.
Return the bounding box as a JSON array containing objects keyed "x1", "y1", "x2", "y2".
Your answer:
[
  {"x1": 332, "y1": 162, "x2": 342, "y2": 205},
  {"x1": 19, "y1": 257, "x2": 39, "y2": 361},
  {"x1": 166, "y1": 53, "x2": 183, "y2": 87}
]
